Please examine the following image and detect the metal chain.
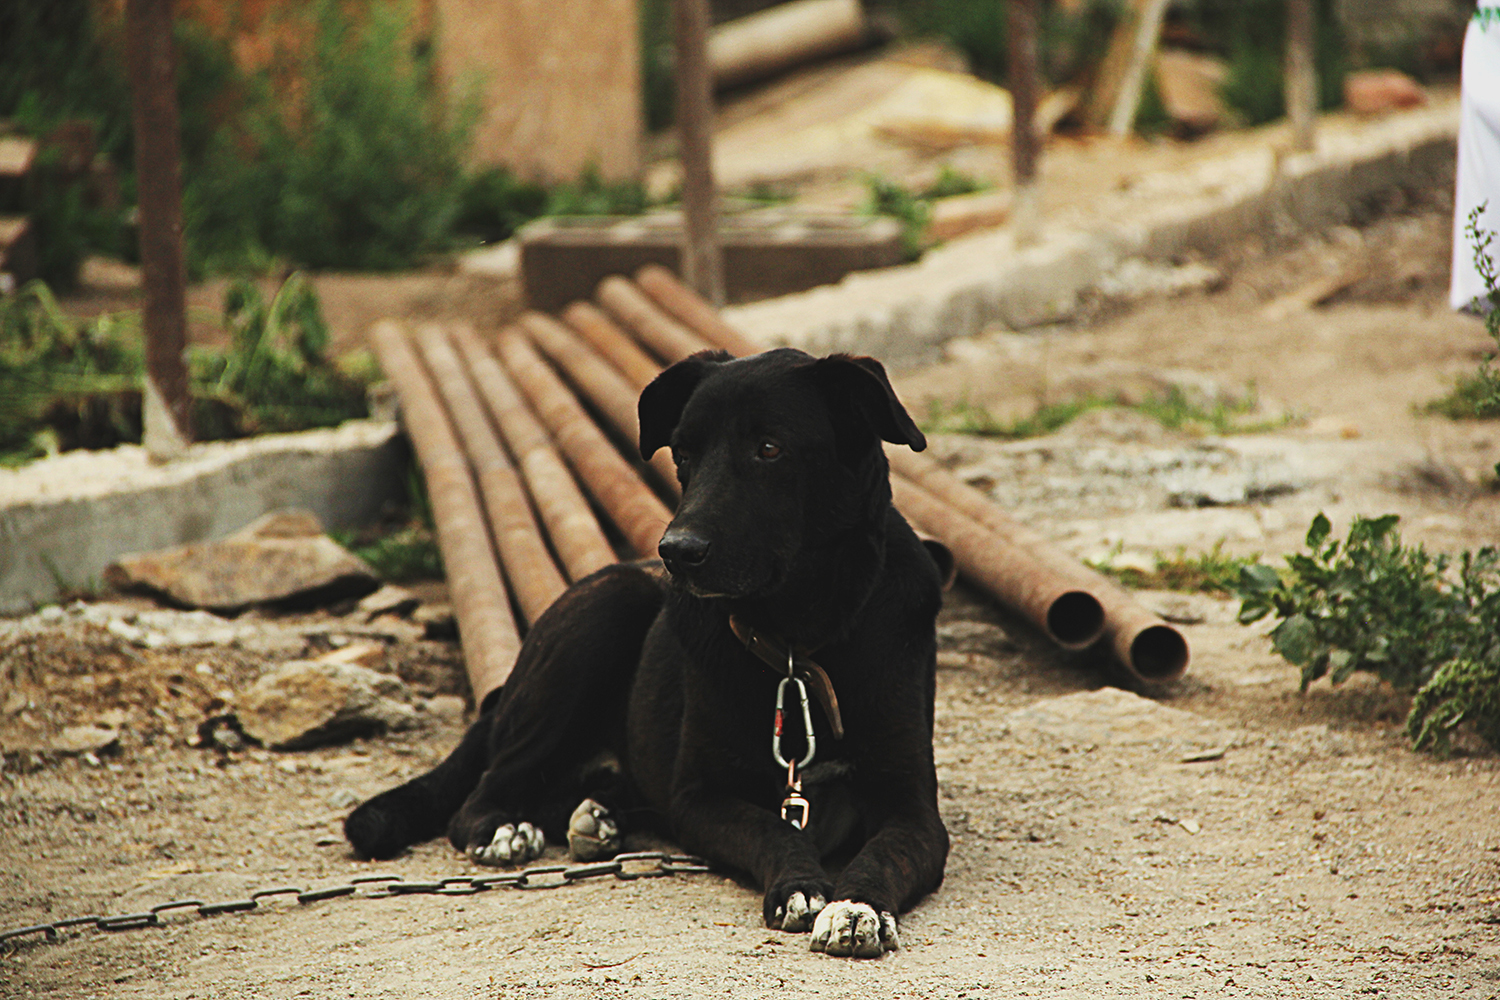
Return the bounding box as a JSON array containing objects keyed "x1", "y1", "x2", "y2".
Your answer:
[{"x1": 0, "y1": 851, "x2": 710, "y2": 950}]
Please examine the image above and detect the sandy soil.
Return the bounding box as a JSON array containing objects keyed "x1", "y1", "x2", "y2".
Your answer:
[{"x1": 5, "y1": 168, "x2": 1500, "y2": 998}]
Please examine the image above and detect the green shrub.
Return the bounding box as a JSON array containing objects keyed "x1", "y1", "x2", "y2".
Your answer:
[
  {"x1": 184, "y1": 0, "x2": 473, "y2": 274},
  {"x1": 1233, "y1": 513, "x2": 1500, "y2": 754}
]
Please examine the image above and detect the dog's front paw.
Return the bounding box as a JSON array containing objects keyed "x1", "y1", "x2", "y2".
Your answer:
[
  {"x1": 566, "y1": 798, "x2": 621, "y2": 862},
  {"x1": 764, "y1": 877, "x2": 832, "y2": 933},
  {"x1": 809, "y1": 900, "x2": 899, "y2": 958},
  {"x1": 466, "y1": 821, "x2": 546, "y2": 866}
]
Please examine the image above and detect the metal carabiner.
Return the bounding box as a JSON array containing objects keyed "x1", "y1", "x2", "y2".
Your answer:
[{"x1": 770, "y1": 674, "x2": 816, "y2": 771}]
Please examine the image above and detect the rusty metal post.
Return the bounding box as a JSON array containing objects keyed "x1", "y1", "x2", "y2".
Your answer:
[
  {"x1": 416, "y1": 325, "x2": 568, "y2": 625},
  {"x1": 672, "y1": 0, "x2": 725, "y2": 307},
  {"x1": 1286, "y1": 0, "x2": 1318, "y2": 152},
  {"x1": 597, "y1": 275, "x2": 709, "y2": 364},
  {"x1": 635, "y1": 264, "x2": 762, "y2": 357},
  {"x1": 1008, "y1": 0, "x2": 1042, "y2": 245},
  {"x1": 369, "y1": 322, "x2": 521, "y2": 706},
  {"x1": 886, "y1": 446, "x2": 1189, "y2": 683},
  {"x1": 892, "y1": 477, "x2": 1105, "y2": 650},
  {"x1": 563, "y1": 301, "x2": 671, "y2": 390},
  {"x1": 452, "y1": 325, "x2": 619, "y2": 582},
  {"x1": 126, "y1": 0, "x2": 192, "y2": 459},
  {"x1": 519, "y1": 313, "x2": 681, "y2": 496},
  {"x1": 497, "y1": 330, "x2": 674, "y2": 558}
]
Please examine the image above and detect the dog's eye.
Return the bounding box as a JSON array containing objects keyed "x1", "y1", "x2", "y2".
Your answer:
[{"x1": 756, "y1": 441, "x2": 782, "y2": 461}]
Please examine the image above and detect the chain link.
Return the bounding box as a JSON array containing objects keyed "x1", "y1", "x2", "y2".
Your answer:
[{"x1": 0, "y1": 852, "x2": 710, "y2": 950}]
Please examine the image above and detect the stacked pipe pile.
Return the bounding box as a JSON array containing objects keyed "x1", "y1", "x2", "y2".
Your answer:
[{"x1": 369, "y1": 268, "x2": 1189, "y2": 707}]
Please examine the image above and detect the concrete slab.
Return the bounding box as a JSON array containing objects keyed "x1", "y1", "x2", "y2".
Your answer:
[
  {"x1": 723, "y1": 100, "x2": 1460, "y2": 364},
  {"x1": 0, "y1": 420, "x2": 405, "y2": 614}
]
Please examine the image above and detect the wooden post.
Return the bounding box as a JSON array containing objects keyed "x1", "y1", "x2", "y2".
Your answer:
[
  {"x1": 126, "y1": 0, "x2": 192, "y2": 460},
  {"x1": 672, "y1": 0, "x2": 725, "y2": 307},
  {"x1": 1082, "y1": 0, "x2": 1169, "y2": 136},
  {"x1": 1285, "y1": 0, "x2": 1318, "y2": 152},
  {"x1": 1008, "y1": 0, "x2": 1041, "y2": 245}
]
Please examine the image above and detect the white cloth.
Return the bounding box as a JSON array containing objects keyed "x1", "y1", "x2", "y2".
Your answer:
[{"x1": 1452, "y1": 8, "x2": 1500, "y2": 311}]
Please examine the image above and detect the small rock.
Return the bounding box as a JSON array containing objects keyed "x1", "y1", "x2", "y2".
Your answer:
[
  {"x1": 236, "y1": 660, "x2": 423, "y2": 751},
  {"x1": 314, "y1": 640, "x2": 386, "y2": 668},
  {"x1": 1343, "y1": 70, "x2": 1426, "y2": 114},
  {"x1": 357, "y1": 584, "x2": 420, "y2": 621},
  {"x1": 104, "y1": 508, "x2": 380, "y2": 613},
  {"x1": 1153, "y1": 49, "x2": 1229, "y2": 133},
  {"x1": 49, "y1": 724, "x2": 121, "y2": 756},
  {"x1": 422, "y1": 694, "x2": 467, "y2": 721},
  {"x1": 1178, "y1": 818, "x2": 1201, "y2": 834},
  {"x1": 327, "y1": 788, "x2": 361, "y2": 809}
]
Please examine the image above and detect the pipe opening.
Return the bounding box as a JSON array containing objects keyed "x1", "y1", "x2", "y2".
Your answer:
[
  {"x1": 1129, "y1": 624, "x2": 1190, "y2": 681},
  {"x1": 1046, "y1": 590, "x2": 1106, "y2": 648}
]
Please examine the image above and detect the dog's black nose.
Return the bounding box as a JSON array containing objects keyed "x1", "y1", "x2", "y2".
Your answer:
[{"x1": 659, "y1": 528, "x2": 711, "y2": 568}]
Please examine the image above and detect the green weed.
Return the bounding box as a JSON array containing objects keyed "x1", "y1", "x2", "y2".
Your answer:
[
  {"x1": 1233, "y1": 513, "x2": 1500, "y2": 754},
  {"x1": 332, "y1": 522, "x2": 443, "y2": 582},
  {"x1": 921, "y1": 386, "x2": 1288, "y2": 440},
  {"x1": 184, "y1": 0, "x2": 474, "y2": 274},
  {"x1": 0, "y1": 275, "x2": 371, "y2": 465},
  {"x1": 1423, "y1": 205, "x2": 1500, "y2": 421},
  {"x1": 921, "y1": 396, "x2": 1101, "y2": 438},
  {"x1": 862, "y1": 168, "x2": 989, "y2": 259},
  {"x1": 1091, "y1": 541, "x2": 1260, "y2": 596}
]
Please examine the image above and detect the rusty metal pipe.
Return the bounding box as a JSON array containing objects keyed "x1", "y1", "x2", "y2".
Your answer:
[
  {"x1": 635, "y1": 265, "x2": 763, "y2": 357},
  {"x1": 451, "y1": 324, "x2": 617, "y2": 583},
  {"x1": 415, "y1": 325, "x2": 567, "y2": 625},
  {"x1": 369, "y1": 321, "x2": 520, "y2": 705},
  {"x1": 596, "y1": 275, "x2": 710, "y2": 365},
  {"x1": 519, "y1": 312, "x2": 681, "y2": 497},
  {"x1": 892, "y1": 477, "x2": 1105, "y2": 650},
  {"x1": 887, "y1": 447, "x2": 1188, "y2": 683},
  {"x1": 562, "y1": 301, "x2": 665, "y2": 391},
  {"x1": 497, "y1": 330, "x2": 674, "y2": 558}
]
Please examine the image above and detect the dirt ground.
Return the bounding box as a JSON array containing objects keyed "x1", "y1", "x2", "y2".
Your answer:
[{"x1": 6, "y1": 170, "x2": 1500, "y2": 997}]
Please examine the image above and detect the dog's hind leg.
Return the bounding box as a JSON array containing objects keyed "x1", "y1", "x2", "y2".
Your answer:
[{"x1": 447, "y1": 563, "x2": 665, "y2": 863}]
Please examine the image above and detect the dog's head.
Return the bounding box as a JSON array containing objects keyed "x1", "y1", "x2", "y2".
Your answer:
[{"x1": 638, "y1": 348, "x2": 925, "y2": 600}]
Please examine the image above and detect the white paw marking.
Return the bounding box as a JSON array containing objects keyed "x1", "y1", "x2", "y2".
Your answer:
[
  {"x1": 566, "y1": 798, "x2": 621, "y2": 862},
  {"x1": 809, "y1": 900, "x2": 898, "y2": 958},
  {"x1": 468, "y1": 821, "x2": 545, "y2": 866},
  {"x1": 773, "y1": 891, "x2": 826, "y2": 933}
]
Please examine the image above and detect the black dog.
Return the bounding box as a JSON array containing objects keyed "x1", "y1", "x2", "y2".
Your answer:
[{"x1": 345, "y1": 348, "x2": 949, "y2": 958}]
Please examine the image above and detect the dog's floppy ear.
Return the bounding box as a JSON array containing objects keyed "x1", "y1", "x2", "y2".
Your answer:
[
  {"x1": 638, "y1": 350, "x2": 731, "y2": 459},
  {"x1": 812, "y1": 354, "x2": 927, "y2": 452}
]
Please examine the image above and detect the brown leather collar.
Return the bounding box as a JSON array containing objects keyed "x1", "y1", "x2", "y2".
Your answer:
[{"x1": 727, "y1": 615, "x2": 844, "y2": 740}]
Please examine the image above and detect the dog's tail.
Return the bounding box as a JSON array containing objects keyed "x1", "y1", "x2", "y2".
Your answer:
[{"x1": 344, "y1": 711, "x2": 493, "y2": 859}]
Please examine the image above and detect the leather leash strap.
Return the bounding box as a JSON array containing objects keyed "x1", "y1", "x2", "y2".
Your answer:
[{"x1": 727, "y1": 615, "x2": 844, "y2": 740}]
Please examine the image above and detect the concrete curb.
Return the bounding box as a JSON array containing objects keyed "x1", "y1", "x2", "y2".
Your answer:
[
  {"x1": 0, "y1": 420, "x2": 405, "y2": 614},
  {"x1": 723, "y1": 100, "x2": 1460, "y2": 363}
]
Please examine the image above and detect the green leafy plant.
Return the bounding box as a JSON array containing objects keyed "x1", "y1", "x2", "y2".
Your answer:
[
  {"x1": 1424, "y1": 205, "x2": 1500, "y2": 421},
  {"x1": 1233, "y1": 513, "x2": 1500, "y2": 754}
]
